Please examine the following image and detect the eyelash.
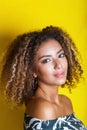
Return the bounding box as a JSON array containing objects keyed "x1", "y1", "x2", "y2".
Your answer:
[
  {"x1": 41, "y1": 53, "x2": 65, "y2": 64},
  {"x1": 42, "y1": 58, "x2": 51, "y2": 64},
  {"x1": 58, "y1": 53, "x2": 65, "y2": 58}
]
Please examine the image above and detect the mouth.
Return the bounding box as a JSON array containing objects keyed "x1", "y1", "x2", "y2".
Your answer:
[{"x1": 54, "y1": 72, "x2": 65, "y2": 78}]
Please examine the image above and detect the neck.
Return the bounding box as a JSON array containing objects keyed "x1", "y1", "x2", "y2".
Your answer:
[{"x1": 35, "y1": 83, "x2": 60, "y2": 104}]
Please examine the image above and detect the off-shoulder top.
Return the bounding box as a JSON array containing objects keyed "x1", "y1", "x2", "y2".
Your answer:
[{"x1": 24, "y1": 113, "x2": 87, "y2": 130}]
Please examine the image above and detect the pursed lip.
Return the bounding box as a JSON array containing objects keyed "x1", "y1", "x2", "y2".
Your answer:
[{"x1": 54, "y1": 72, "x2": 65, "y2": 78}]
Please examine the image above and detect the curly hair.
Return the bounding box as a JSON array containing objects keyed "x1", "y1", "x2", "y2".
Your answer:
[{"x1": 0, "y1": 26, "x2": 83, "y2": 105}]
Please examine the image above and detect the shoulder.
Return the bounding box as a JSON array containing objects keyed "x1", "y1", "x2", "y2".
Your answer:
[
  {"x1": 59, "y1": 94, "x2": 73, "y2": 113},
  {"x1": 60, "y1": 94, "x2": 72, "y2": 103},
  {"x1": 26, "y1": 97, "x2": 56, "y2": 120}
]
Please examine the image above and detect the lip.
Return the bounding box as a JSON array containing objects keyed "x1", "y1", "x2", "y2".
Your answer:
[{"x1": 54, "y1": 72, "x2": 65, "y2": 78}]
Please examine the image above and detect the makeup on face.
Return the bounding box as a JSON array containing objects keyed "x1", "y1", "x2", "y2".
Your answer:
[{"x1": 34, "y1": 39, "x2": 68, "y2": 87}]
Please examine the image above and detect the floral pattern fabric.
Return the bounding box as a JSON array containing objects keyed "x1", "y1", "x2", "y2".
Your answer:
[{"x1": 24, "y1": 113, "x2": 87, "y2": 130}]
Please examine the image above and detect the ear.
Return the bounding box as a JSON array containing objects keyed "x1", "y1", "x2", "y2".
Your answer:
[{"x1": 33, "y1": 72, "x2": 37, "y2": 78}]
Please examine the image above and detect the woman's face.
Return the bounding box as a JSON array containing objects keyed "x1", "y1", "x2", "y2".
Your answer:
[{"x1": 34, "y1": 39, "x2": 68, "y2": 87}]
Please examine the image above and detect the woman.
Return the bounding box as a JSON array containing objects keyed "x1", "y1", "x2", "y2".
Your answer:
[{"x1": 0, "y1": 26, "x2": 87, "y2": 130}]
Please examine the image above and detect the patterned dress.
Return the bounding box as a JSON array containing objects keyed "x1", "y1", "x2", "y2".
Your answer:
[{"x1": 24, "y1": 113, "x2": 87, "y2": 130}]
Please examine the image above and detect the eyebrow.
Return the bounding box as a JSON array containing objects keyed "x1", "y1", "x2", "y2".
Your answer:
[{"x1": 38, "y1": 48, "x2": 63, "y2": 60}]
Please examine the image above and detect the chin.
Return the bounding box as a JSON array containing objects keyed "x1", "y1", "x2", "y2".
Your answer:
[{"x1": 57, "y1": 79, "x2": 66, "y2": 86}]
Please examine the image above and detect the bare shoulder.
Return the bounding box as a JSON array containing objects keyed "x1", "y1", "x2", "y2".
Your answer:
[
  {"x1": 26, "y1": 97, "x2": 56, "y2": 120},
  {"x1": 60, "y1": 94, "x2": 72, "y2": 103},
  {"x1": 59, "y1": 94, "x2": 73, "y2": 113}
]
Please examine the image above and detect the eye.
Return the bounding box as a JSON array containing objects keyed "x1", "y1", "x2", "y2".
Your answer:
[
  {"x1": 58, "y1": 53, "x2": 65, "y2": 58},
  {"x1": 41, "y1": 58, "x2": 51, "y2": 64}
]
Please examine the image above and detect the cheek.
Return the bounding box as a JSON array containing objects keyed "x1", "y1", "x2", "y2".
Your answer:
[
  {"x1": 63, "y1": 59, "x2": 68, "y2": 70},
  {"x1": 65, "y1": 62, "x2": 68, "y2": 75},
  {"x1": 36, "y1": 65, "x2": 52, "y2": 77},
  {"x1": 65, "y1": 60, "x2": 68, "y2": 68}
]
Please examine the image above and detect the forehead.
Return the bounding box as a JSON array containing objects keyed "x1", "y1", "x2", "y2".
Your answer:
[{"x1": 37, "y1": 39, "x2": 62, "y2": 54}]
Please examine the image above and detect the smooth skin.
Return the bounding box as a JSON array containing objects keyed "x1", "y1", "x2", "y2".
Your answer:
[{"x1": 26, "y1": 39, "x2": 73, "y2": 120}]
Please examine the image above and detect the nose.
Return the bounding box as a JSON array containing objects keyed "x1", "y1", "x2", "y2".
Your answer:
[{"x1": 53, "y1": 59, "x2": 62, "y2": 69}]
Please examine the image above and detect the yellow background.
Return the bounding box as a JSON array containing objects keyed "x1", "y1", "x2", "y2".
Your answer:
[{"x1": 0, "y1": 0, "x2": 87, "y2": 129}]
